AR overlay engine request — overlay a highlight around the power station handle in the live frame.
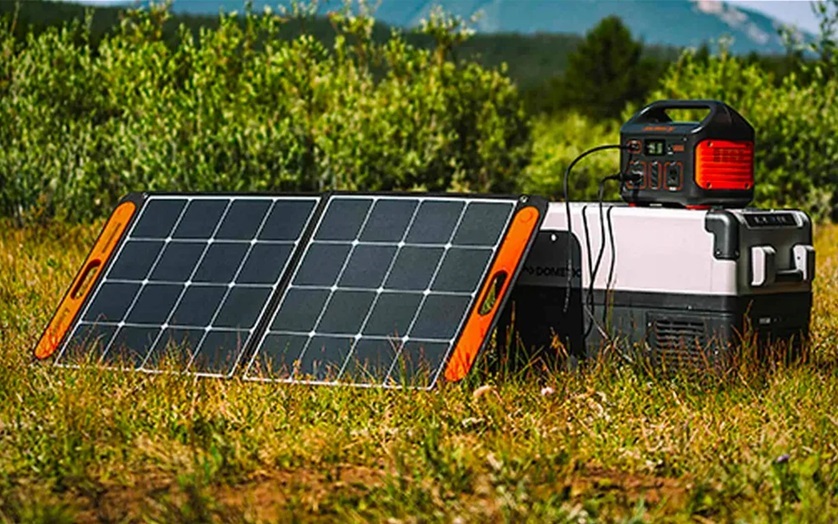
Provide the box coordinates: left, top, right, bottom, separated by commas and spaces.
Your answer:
629, 100, 725, 125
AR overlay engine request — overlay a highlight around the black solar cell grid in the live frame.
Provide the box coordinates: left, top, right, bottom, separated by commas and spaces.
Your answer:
245, 194, 517, 388
56, 195, 320, 377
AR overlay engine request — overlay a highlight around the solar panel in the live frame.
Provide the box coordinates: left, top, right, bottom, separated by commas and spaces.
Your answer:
40, 194, 321, 377
35, 192, 544, 388
245, 194, 544, 388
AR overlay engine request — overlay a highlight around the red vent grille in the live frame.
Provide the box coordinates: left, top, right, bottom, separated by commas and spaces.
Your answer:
695, 139, 754, 191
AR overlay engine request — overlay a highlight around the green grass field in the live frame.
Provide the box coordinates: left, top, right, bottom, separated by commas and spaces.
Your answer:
1, 221, 837, 523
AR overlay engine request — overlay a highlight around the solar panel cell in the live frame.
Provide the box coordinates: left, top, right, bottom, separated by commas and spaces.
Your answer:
431, 248, 493, 292
215, 199, 272, 240
452, 201, 513, 246
404, 200, 464, 244
147, 327, 203, 368
65, 323, 116, 363
390, 340, 449, 387
299, 336, 353, 380
104, 326, 160, 367
293, 243, 352, 286
258, 200, 317, 241
236, 244, 294, 284
126, 283, 182, 324
150, 242, 205, 282
269, 288, 331, 332
314, 198, 372, 241
341, 338, 399, 382
170, 285, 227, 326
131, 199, 185, 238
256, 333, 308, 377
408, 294, 473, 340
338, 245, 397, 288
385, 246, 444, 290
172, 199, 228, 239
193, 329, 248, 374
192, 242, 249, 283
82, 282, 139, 322
213, 287, 272, 329
361, 292, 422, 337
316, 290, 377, 334
107, 240, 164, 280
359, 199, 418, 242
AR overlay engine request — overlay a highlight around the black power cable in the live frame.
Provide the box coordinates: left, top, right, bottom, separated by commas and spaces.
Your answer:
580, 177, 613, 338
561, 144, 626, 315
562, 145, 640, 315
567, 146, 640, 345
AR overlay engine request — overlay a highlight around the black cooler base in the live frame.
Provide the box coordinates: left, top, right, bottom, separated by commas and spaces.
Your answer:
498, 288, 812, 369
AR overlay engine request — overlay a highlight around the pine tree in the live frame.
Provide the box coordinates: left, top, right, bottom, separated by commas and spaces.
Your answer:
558, 16, 646, 120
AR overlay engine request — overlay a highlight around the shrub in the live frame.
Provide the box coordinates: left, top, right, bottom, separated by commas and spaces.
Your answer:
521, 113, 622, 202
0, 5, 530, 223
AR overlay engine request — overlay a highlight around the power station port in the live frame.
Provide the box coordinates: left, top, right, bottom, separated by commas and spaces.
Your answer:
628, 161, 645, 189
666, 164, 681, 189
650, 161, 660, 189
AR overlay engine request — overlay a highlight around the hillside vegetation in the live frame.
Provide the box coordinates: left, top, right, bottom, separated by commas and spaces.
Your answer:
0, 0, 591, 89
2, 1, 837, 222
1, 5, 533, 222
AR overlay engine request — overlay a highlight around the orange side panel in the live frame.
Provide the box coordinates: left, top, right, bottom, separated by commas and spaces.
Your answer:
34, 201, 137, 360
695, 139, 754, 190
443, 205, 540, 382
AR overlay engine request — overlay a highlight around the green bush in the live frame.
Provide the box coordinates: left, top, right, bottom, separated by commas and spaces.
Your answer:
521, 113, 622, 202
0, 5, 529, 223
649, 48, 838, 221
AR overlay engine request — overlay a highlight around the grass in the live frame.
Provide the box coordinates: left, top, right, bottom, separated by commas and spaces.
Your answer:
1, 220, 837, 522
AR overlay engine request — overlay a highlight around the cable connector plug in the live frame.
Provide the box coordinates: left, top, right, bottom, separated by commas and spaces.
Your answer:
619, 171, 643, 184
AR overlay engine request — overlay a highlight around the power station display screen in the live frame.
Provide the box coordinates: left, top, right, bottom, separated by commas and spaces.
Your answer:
644, 139, 666, 156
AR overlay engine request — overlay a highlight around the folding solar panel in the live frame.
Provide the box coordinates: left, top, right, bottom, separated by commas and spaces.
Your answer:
35, 193, 321, 377
245, 194, 545, 388
35, 192, 545, 388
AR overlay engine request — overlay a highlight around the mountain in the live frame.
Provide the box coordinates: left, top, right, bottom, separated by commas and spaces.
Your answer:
153, 0, 811, 54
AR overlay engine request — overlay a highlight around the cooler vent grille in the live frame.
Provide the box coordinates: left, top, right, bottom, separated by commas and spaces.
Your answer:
651, 317, 708, 365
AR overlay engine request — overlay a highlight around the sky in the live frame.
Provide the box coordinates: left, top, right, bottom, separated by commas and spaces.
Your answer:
729, 0, 822, 32
61, 0, 827, 34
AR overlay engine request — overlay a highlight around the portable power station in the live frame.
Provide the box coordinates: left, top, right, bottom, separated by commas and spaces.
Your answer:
621, 100, 755, 209
498, 99, 814, 367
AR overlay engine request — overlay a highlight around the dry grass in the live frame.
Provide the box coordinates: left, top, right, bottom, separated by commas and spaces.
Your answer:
1, 221, 837, 522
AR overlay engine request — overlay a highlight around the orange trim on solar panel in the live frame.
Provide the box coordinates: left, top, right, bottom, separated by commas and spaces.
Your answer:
34, 201, 137, 360
443, 205, 540, 382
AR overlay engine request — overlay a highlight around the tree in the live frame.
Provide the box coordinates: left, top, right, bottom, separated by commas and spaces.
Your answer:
556, 16, 649, 120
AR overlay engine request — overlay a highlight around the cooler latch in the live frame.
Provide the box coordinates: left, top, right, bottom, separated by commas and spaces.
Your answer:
792, 244, 815, 282
751, 244, 815, 287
